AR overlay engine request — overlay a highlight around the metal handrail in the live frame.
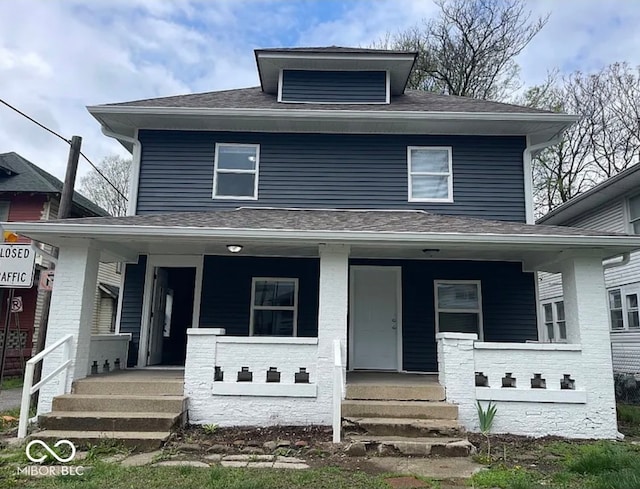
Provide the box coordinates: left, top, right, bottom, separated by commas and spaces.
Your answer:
18, 334, 73, 438
332, 338, 343, 443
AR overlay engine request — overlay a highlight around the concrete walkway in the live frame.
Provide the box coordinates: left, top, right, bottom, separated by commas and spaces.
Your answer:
0, 388, 21, 412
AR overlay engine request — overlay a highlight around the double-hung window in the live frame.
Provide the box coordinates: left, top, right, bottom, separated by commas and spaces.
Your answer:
608, 287, 640, 330
250, 278, 298, 336
434, 281, 482, 337
407, 147, 453, 202
213, 143, 259, 199
542, 300, 567, 342
628, 194, 640, 234
0, 201, 10, 221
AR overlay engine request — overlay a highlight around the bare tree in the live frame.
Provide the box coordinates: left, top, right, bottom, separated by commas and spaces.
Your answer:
375, 0, 548, 100
523, 64, 640, 216
79, 155, 130, 216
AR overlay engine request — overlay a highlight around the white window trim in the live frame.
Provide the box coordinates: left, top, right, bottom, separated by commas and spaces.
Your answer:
627, 194, 640, 234
407, 146, 454, 203
434, 280, 483, 339
608, 286, 640, 331
541, 300, 567, 342
277, 68, 390, 105
212, 143, 260, 200
249, 277, 299, 336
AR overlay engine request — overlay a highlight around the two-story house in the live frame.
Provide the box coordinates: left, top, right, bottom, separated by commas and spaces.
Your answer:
9, 47, 640, 446
538, 164, 640, 375
0, 152, 123, 377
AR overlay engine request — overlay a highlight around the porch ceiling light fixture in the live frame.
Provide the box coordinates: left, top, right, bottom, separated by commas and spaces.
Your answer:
226, 244, 243, 253
422, 248, 440, 253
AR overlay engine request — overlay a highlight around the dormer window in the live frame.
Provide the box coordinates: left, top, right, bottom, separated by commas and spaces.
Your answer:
278, 70, 389, 104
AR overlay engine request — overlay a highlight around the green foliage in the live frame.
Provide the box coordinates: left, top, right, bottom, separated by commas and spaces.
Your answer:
477, 401, 498, 435
469, 466, 535, 489
1, 376, 23, 390
202, 423, 218, 435
565, 442, 638, 474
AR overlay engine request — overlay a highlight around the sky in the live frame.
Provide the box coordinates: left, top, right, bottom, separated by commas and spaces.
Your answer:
1, 0, 640, 185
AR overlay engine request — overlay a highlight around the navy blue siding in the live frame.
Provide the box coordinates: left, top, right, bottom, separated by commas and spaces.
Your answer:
281, 70, 387, 103
199, 256, 320, 337
137, 131, 527, 221
119, 255, 146, 367
351, 259, 538, 372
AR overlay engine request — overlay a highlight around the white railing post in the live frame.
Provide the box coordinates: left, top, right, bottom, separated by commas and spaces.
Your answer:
332, 338, 343, 443
18, 334, 74, 439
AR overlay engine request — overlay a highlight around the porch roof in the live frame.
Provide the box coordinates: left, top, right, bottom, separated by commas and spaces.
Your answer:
5, 208, 640, 267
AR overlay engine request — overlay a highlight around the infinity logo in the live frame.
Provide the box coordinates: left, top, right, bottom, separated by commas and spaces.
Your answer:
25, 439, 76, 463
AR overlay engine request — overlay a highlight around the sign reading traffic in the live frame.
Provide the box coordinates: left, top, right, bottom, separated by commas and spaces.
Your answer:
0, 244, 36, 288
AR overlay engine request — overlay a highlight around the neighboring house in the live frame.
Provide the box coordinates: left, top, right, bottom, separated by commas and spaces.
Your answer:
0, 152, 121, 376
9, 47, 640, 443
537, 164, 640, 375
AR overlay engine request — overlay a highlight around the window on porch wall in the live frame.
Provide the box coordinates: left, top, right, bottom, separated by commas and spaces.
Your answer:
435, 281, 482, 337
608, 288, 640, 330
250, 278, 298, 336
542, 300, 567, 342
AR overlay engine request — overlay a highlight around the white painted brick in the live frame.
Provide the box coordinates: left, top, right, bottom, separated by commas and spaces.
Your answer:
184, 245, 349, 427
37, 243, 100, 414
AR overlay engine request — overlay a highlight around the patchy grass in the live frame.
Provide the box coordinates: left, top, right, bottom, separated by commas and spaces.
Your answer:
1, 464, 397, 489
617, 403, 640, 437
469, 465, 536, 489
0, 407, 20, 432
0, 377, 23, 390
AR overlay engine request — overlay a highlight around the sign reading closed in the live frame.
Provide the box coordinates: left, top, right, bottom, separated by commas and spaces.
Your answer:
0, 244, 36, 288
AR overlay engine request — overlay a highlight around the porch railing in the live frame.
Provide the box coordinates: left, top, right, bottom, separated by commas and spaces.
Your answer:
332, 338, 343, 443
18, 334, 73, 439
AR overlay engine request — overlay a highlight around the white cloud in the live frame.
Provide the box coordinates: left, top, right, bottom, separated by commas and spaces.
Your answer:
0, 0, 639, 188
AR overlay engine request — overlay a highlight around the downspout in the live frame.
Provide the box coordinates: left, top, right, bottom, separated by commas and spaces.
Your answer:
523, 135, 563, 224
100, 127, 141, 216
603, 252, 631, 270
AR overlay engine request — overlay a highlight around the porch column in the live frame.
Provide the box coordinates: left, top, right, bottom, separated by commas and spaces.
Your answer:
317, 244, 349, 402
38, 241, 100, 414
558, 253, 618, 437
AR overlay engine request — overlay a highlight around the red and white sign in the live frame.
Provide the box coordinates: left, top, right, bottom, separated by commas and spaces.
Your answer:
39, 270, 55, 292
10, 296, 23, 313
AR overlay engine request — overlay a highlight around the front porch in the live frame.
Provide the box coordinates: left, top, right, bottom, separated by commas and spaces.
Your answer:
12, 208, 634, 440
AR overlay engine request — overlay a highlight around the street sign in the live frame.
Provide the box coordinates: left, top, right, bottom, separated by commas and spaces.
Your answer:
10, 296, 22, 313
39, 270, 54, 291
0, 244, 36, 288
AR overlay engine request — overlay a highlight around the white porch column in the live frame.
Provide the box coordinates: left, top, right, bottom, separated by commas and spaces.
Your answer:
38, 241, 100, 414
559, 253, 618, 437
317, 244, 350, 408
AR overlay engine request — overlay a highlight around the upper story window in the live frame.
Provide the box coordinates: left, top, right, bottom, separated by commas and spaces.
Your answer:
250, 277, 298, 336
435, 280, 483, 337
213, 143, 259, 200
628, 194, 640, 234
542, 300, 567, 342
0, 201, 9, 221
408, 147, 453, 202
279, 70, 389, 104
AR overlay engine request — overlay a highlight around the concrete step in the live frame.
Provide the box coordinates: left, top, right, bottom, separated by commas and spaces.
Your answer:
39, 411, 186, 433
348, 435, 476, 457
73, 379, 183, 396
32, 430, 170, 451
52, 394, 187, 413
343, 416, 464, 437
341, 400, 458, 420
346, 383, 445, 401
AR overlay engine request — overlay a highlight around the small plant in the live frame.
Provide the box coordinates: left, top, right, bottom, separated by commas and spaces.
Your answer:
477, 400, 498, 461
203, 423, 218, 435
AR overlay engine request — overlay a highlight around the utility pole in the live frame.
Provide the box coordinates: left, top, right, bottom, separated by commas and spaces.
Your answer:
32, 136, 82, 397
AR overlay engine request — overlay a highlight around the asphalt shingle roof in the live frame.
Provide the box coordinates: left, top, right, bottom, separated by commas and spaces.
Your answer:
102, 87, 555, 115
45, 208, 629, 238
0, 152, 109, 217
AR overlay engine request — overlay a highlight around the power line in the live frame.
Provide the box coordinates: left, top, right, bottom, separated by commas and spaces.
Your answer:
0, 97, 128, 202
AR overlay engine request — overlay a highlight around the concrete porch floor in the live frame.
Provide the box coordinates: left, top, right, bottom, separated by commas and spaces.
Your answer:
347, 371, 439, 385
82, 368, 185, 382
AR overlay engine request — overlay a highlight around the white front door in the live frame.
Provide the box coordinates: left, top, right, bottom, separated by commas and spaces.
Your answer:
147, 268, 169, 366
351, 266, 401, 370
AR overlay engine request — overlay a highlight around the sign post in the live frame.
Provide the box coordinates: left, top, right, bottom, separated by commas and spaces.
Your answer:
0, 244, 36, 389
